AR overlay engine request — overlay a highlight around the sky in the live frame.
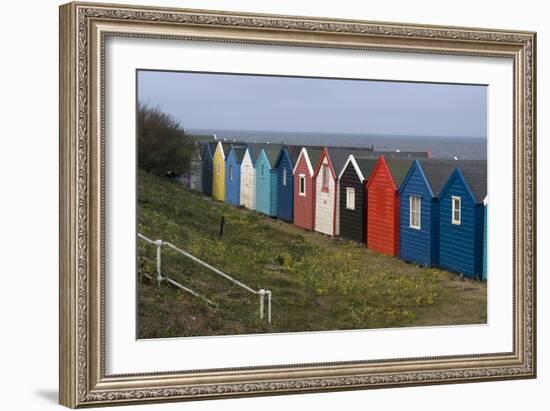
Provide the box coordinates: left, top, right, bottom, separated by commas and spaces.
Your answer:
137, 70, 487, 139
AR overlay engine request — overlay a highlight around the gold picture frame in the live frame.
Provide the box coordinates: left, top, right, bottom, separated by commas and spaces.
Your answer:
59, 2, 536, 408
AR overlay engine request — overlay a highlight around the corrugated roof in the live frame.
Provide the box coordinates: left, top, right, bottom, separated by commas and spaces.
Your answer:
384, 158, 416, 187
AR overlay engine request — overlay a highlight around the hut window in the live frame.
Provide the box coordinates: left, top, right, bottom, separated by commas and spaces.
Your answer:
229, 165, 233, 181
346, 188, 355, 210
283, 168, 287, 186
299, 174, 306, 196
452, 196, 461, 225
216, 162, 221, 175
260, 165, 265, 177
322, 164, 329, 191
409, 196, 421, 229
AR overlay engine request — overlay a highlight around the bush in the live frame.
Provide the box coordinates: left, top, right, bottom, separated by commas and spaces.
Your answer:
137, 102, 196, 176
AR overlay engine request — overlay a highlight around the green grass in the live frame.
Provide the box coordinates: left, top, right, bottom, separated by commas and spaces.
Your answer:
137, 170, 486, 338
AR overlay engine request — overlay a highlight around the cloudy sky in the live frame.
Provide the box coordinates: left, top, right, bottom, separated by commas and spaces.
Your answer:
137, 70, 487, 138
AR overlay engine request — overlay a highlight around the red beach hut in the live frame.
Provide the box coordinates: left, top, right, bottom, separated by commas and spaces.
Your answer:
366, 156, 414, 256
293, 147, 323, 231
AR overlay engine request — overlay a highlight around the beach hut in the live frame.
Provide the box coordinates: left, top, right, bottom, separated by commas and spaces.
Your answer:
483, 196, 488, 281
337, 155, 378, 243
254, 146, 281, 217
438, 162, 487, 279
313, 147, 374, 236
398, 159, 460, 266
201, 142, 215, 196
240, 145, 258, 210
274, 146, 302, 222
366, 157, 414, 256
225, 147, 246, 206
212, 142, 232, 202
292, 147, 323, 231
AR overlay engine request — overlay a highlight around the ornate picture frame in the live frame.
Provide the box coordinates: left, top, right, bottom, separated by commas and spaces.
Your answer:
59, 2, 536, 408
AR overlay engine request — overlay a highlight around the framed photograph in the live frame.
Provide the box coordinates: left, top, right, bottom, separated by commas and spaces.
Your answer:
59, 2, 537, 408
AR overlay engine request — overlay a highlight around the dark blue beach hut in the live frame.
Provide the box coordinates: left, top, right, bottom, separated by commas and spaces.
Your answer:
225, 146, 246, 206
201, 142, 216, 196
398, 159, 461, 267
274, 146, 302, 222
438, 161, 487, 279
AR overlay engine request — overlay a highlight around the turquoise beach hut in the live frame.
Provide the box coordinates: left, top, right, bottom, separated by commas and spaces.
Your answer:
254, 146, 281, 217
483, 196, 488, 281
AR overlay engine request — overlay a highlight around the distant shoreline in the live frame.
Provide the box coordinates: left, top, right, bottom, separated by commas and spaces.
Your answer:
186, 129, 487, 160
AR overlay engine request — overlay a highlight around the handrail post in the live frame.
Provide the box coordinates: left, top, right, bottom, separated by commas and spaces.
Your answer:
266, 290, 272, 324
155, 239, 163, 286
259, 289, 265, 320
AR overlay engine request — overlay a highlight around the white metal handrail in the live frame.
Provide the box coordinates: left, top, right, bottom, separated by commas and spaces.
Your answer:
138, 233, 272, 323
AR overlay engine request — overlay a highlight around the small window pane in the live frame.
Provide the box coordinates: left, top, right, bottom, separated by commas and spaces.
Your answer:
283, 168, 287, 186
346, 188, 355, 210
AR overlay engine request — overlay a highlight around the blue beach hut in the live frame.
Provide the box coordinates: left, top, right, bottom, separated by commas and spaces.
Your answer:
398, 159, 460, 267
274, 146, 302, 222
225, 146, 246, 206
201, 142, 215, 196
438, 162, 487, 279
254, 146, 281, 217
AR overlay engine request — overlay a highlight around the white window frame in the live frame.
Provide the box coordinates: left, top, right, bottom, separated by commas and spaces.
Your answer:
229, 165, 233, 181
452, 196, 461, 225
299, 174, 306, 196
346, 187, 355, 210
282, 168, 287, 186
409, 196, 421, 229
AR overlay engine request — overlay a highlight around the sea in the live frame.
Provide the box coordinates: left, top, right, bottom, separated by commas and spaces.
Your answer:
187, 129, 487, 160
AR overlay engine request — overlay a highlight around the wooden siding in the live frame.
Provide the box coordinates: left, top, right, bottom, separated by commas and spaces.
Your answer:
201, 149, 213, 196
367, 158, 400, 255
225, 151, 241, 206
399, 164, 437, 266
438, 171, 484, 279
293, 155, 315, 230
314, 155, 337, 236
339, 162, 366, 243
212, 144, 226, 202
240, 150, 255, 210
255, 152, 278, 216
276, 150, 294, 222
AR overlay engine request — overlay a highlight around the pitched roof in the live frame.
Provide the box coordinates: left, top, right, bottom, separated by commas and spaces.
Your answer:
305, 148, 323, 170
325, 147, 378, 175
416, 159, 463, 197
354, 158, 379, 181
265, 146, 283, 166
384, 158, 416, 187
457, 161, 487, 203
229, 147, 247, 163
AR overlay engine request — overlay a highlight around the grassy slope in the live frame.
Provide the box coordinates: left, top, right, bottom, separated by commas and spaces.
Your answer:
137, 170, 486, 338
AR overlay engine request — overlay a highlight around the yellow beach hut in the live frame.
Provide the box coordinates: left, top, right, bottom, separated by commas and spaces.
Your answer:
212, 142, 229, 201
